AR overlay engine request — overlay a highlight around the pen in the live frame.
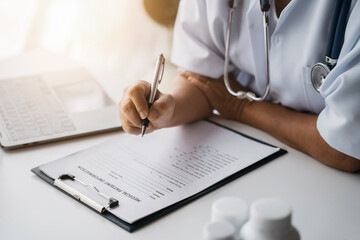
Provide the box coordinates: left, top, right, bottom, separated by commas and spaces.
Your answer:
141, 54, 165, 137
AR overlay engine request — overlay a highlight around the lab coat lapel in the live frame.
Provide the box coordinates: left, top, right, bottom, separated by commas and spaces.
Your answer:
246, 0, 267, 95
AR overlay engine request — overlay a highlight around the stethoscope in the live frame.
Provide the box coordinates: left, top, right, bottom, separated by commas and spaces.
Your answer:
311, 0, 351, 92
224, 0, 351, 101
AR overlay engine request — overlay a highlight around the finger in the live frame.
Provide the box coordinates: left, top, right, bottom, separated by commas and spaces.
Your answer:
120, 98, 142, 127
121, 118, 141, 128
145, 90, 162, 123
142, 122, 158, 135
121, 123, 142, 135
187, 76, 210, 88
180, 71, 205, 81
121, 114, 157, 135
188, 76, 217, 100
179, 69, 208, 82
127, 81, 151, 119
177, 68, 187, 75
152, 89, 162, 102
147, 107, 160, 122
147, 94, 173, 125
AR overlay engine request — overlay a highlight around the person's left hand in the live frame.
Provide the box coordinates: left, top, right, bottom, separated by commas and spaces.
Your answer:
179, 69, 252, 121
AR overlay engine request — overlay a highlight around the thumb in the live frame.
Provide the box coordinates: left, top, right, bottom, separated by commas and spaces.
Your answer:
147, 93, 175, 126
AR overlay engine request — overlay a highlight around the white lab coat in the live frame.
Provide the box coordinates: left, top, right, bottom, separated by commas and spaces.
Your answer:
171, 0, 360, 159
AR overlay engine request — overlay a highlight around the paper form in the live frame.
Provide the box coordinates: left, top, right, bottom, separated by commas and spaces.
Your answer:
39, 120, 279, 223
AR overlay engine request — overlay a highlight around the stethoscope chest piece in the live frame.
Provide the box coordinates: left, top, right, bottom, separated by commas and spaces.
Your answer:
310, 0, 351, 93
311, 63, 330, 92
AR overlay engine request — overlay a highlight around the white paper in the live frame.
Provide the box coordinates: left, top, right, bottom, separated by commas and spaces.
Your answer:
39, 120, 280, 223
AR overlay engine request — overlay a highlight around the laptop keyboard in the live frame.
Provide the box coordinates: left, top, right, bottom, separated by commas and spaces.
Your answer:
0, 76, 76, 142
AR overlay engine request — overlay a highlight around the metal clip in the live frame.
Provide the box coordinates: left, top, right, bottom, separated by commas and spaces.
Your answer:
55, 173, 119, 213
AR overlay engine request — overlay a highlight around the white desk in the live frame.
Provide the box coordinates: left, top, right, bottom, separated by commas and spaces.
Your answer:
1, 52, 360, 240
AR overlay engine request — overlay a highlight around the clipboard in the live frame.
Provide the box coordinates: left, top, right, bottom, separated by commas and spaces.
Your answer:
31, 120, 287, 232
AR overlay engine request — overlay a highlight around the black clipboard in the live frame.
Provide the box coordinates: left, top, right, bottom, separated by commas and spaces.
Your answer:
31, 120, 287, 232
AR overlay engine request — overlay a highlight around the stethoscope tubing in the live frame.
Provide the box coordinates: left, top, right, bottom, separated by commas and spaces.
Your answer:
225, 0, 351, 98
311, 0, 351, 92
224, 2, 271, 101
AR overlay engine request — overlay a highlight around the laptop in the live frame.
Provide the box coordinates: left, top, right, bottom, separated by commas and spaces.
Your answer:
0, 68, 122, 149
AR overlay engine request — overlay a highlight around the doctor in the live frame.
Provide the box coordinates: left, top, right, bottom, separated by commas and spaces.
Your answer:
119, 0, 360, 172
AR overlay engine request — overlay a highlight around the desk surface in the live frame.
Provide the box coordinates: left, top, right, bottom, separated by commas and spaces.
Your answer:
1, 51, 360, 240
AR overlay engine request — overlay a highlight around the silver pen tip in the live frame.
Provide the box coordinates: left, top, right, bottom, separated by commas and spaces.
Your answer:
141, 125, 146, 137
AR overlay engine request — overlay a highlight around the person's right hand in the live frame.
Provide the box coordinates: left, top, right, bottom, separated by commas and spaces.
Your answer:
119, 80, 176, 135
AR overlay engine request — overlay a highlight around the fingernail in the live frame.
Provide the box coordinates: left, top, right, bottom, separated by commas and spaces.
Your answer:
139, 111, 147, 119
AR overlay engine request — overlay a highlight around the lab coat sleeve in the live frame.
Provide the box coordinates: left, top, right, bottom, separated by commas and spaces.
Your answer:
317, 16, 360, 160
170, 0, 225, 78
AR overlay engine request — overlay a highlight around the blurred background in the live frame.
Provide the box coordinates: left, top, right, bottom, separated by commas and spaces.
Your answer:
0, 0, 179, 96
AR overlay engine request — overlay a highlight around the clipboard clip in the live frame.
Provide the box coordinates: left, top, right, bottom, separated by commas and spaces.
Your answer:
54, 173, 119, 213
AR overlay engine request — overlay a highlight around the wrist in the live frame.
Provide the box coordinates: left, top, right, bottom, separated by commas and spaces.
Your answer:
236, 99, 255, 123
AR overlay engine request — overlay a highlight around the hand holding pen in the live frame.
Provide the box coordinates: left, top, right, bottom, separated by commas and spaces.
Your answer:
141, 54, 165, 136
119, 53, 176, 136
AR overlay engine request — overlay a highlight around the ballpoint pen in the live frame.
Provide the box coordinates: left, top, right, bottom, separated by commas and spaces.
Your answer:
141, 54, 165, 137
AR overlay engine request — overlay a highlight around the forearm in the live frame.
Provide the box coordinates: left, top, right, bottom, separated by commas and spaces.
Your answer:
167, 74, 212, 126
240, 101, 360, 172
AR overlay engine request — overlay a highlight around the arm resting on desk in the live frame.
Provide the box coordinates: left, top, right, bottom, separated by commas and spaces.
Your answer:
180, 71, 360, 173
240, 101, 360, 173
